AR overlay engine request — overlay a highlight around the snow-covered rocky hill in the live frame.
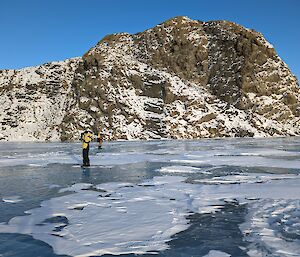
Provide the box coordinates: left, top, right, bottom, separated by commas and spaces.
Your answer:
0, 16, 299, 141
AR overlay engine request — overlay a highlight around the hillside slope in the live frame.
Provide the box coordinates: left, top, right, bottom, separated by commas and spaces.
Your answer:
0, 17, 299, 141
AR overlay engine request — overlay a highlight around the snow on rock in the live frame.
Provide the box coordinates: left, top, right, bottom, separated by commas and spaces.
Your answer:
0, 58, 81, 141
1, 16, 299, 141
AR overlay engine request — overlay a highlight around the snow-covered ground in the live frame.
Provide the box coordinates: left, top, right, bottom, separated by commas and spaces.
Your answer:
0, 137, 299, 257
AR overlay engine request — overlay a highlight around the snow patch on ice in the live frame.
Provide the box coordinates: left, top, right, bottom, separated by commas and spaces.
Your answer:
2, 196, 23, 203
195, 173, 299, 185
0, 174, 300, 256
203, 250, 231, 257
59, 183, 93, 193
172, 150, 300, 169
241, 199, 300, 256
0, 177, 190, 256
159, 165, 212, 174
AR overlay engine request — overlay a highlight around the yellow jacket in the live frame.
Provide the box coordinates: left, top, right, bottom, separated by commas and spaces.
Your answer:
82, 132, 93, 149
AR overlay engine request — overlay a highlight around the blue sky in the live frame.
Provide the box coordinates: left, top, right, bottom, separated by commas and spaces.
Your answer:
1, 0, 299, 80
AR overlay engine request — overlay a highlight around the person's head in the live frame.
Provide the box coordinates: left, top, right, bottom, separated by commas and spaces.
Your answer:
83, 126, 92, 133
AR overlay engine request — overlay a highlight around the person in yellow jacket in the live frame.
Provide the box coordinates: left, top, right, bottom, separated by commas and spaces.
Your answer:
81, 130, 93, 167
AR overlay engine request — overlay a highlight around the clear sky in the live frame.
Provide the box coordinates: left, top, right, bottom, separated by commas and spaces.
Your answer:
0, 0, 299, 80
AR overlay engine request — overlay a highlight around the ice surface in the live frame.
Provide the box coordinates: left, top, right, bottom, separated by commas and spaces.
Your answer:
171, 151, 300, 169
0, 174, 300, 256
0, 176, 191, 256
0, 138, 299, 256
0, 139, 299, 170
240, 199, 300, 256
195, 173, 299, 185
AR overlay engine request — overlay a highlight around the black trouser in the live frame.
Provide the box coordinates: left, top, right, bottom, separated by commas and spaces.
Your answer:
82, 146, 90, 166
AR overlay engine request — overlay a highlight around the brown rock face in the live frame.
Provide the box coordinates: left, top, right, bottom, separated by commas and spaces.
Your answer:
0, 16, 299, 141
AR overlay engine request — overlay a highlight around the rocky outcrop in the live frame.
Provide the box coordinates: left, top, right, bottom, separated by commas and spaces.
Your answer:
0, 58, 80, 141
0, 16, 299, 141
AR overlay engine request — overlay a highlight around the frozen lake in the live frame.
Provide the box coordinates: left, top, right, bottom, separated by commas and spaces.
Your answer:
0, 137, 299, 257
